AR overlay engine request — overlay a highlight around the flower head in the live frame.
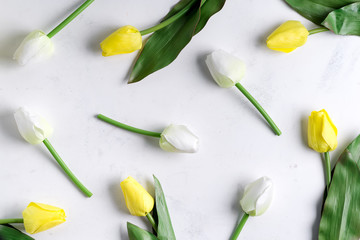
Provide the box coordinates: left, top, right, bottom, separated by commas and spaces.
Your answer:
308, 109, 337, 153
266, 20, 309, 53
22, 202, 66, 234
13, 30, 54, 65
240, 177, 274, 216
159, 124, 199, 153
100, 25, 142, 56
14, 107, 53, 145
205, 50, 246, 88
121, 176, 154, 216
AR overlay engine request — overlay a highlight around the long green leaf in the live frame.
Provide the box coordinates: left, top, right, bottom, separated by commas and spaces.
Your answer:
154, 175, 176, 240
129, 0, 226, 83
323, 2, 360, 35
127, 222, 158, 240
0, 224, 34, 240
318, 135, 360, 240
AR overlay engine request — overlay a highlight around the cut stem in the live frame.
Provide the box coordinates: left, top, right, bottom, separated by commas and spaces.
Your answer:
146, 213, 158, 233
97, 114, 162, 138
0, 218, 24, 224
235, 82, 281, 136
140, 0, 206, 35
47, 0, 95, 38
230, 213, 249, 240
323, 151, 331, 193
308, 27, 329, 35
43, 139, 93, 197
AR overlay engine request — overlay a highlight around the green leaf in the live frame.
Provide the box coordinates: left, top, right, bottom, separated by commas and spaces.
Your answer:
285, 0, 335, 25
129, 0, 226, 83
0, 224, 34, 240
153, 175, 176, 240
318, 135, 360, 240
127, 222, 158, 240
322, 2, 360, 35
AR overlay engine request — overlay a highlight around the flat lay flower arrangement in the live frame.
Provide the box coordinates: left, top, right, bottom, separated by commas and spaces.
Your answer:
2, 0, 360, 239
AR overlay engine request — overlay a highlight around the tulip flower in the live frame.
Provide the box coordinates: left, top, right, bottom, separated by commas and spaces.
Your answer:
266, 20, 329, 53
121, 177, 157, 232
0, 202, 66, 234
13, 0, 94, 65
100, 26, 142, 56
308, 109, 337, 192
206, 50, 281, 136
97, 114, 199, 153
14, 107, 92, 197
230, 177, 274, 240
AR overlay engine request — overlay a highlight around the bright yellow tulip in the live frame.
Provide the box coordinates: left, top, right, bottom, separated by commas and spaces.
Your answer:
266, 20, 309, 53
120, 176, 154, 216
100, 25, 142, 56
22, 202, 66, 234
308, 109, 338, 153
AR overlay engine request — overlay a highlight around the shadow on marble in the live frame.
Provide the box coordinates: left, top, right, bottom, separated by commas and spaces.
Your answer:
0, 110, 23, 142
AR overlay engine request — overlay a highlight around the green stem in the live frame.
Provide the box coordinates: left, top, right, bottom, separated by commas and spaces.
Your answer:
0, 218, 24, 224
324, 152, 331, 193
140, 0, 206, 35
146, 213, 158, 233
42, 139, 93, 197
308, 27, 329, 35
47, 0, 94, 38
235, 82, 282, 136
230, 213, 249, 240
97, 114, 162, 138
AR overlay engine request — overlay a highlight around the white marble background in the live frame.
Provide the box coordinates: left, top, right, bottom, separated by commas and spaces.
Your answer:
1, 0, 360, 239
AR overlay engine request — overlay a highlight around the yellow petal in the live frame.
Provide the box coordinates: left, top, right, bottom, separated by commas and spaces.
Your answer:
100, 25, 142, 56
22, 202, 66, 234
267, 20, 309, 53
120, 177, 154, 216
308, 109, 337, 152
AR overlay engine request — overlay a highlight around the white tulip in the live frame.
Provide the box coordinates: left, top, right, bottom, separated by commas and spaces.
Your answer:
159, 124, 199, 153
240, 176, 274, 216
14, 107, 53, 144
13, 30, 54, 65
205, 50, 246, 88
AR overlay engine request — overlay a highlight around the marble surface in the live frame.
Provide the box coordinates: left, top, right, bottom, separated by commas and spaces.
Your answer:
1, 0, 360, 239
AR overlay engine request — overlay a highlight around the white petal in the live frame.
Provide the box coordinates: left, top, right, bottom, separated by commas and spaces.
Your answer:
240, 176, 274, 216
13, 30, 54, 65
205, 50, 246, 88
159, 124, 199, 153
14, 107, 53, 144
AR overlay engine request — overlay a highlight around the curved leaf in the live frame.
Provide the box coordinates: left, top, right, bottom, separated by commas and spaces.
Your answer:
323, 2, 360, 35
127, 222, 158, 240
154, 175, 176, 240
285, 0, 360, 25
318, 135, 360, 240
0, 224, 34, 240
129, 0, 226, 83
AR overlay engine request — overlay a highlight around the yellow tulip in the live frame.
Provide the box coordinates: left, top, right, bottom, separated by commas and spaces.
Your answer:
22, 202, 66, 234
266, 20, 309, 53
120, 176, 154, 216
100, 25, 142, 56
308, 109, 338, 153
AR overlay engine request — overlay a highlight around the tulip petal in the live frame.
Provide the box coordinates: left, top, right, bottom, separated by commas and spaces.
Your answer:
159, 124, 199, 153
22, 202, 66, 234
14, 107, 53, 145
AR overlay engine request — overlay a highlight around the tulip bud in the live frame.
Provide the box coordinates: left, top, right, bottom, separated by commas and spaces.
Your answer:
121, 176, 154, 216
205, 50, 246, 88
266, 20, 309, 53
22, 202, 66, 234
159, 124, 199, 153
14, 107, 53, 145
308, 109, 337, 153
100, 25, 142, 56
13, 30, 54, 65
240, 177, 274, 216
